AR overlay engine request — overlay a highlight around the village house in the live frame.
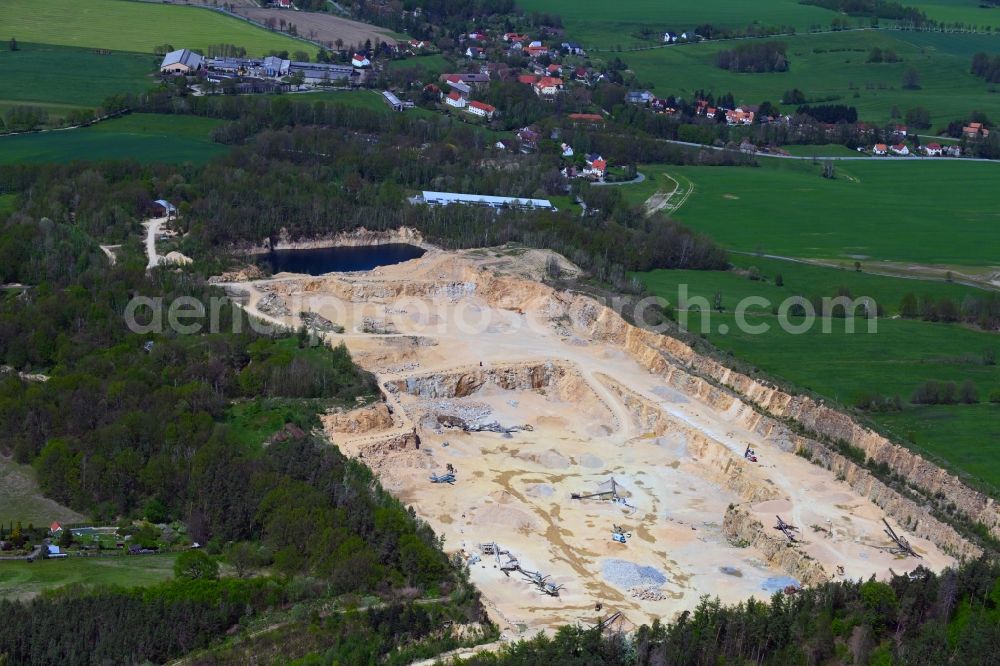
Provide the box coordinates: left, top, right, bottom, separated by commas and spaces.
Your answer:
518, 74, 539, 86
923, 143, 943, 156
445, 91, 467, 109
663, 31, 678, 44
151, 199, 178, 218
963, 122, 990, 139
524, 44, 550, 58
443, 75, 472, 97
561, 143, 574, 157
468, 31, 488, 41
467, 100, 496, 120
725, 108, 754, 125
465, 47, 485, 59
583, 158, 607, 179
945, 144, 962, 157
460, 72, 491, 87
873, 143, 888, 156
890, 143, 909, 156
159, 49, 203, 74
504, 32, 529, 43
351, 53, 371, 68
533, 76, 563, 97
561, 41, 585, 55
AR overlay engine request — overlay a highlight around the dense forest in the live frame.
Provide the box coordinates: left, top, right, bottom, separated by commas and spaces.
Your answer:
5, 91, 729, 283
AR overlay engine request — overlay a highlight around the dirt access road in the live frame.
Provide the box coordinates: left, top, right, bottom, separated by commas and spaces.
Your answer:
220, 245, 959, 637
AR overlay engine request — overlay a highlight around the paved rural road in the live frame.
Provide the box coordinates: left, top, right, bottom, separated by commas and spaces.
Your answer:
660, 138, 1000, 162
591, 172, 645, 186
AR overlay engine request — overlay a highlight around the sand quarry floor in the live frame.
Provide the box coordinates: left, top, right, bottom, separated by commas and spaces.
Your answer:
221, 247, 955, 635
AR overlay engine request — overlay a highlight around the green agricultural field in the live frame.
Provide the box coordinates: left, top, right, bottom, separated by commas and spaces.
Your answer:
625, 30, 1000, 124
517, 0, 838, 48
0, 553, 178, 600
0, 43, 156, 118
779, 144, 864, 157
909, 0, 1000, 28
385, 53, 453, 78
5, 0, 307, 56
635, 269, 1000, 488
639, 257, 987, 318
0, 113, 227, 165
629, 159, 1000, 267
0, 456, 85, 527
878, 404, 1000, 488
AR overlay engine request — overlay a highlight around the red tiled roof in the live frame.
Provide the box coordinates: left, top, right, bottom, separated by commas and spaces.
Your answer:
535, 76, 562, 88
469, 100, 496, 113
569, 113, 603, 122
591, 159, 607, 170
447, 91, 463, 101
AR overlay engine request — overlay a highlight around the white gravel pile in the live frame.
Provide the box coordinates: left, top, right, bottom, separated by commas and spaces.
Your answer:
602, 559, 667, 589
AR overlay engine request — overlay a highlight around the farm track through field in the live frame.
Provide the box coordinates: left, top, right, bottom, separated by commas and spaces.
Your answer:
643, 171, 692, 216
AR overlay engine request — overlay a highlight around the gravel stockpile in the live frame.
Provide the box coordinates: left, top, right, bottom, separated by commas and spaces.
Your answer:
602, 559, 667, 589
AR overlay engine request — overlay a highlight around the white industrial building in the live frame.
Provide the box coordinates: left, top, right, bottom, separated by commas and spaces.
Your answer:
416, 191, 555, 210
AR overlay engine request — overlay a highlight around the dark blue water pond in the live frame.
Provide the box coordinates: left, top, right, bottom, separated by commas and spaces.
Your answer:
266, 244, 425, 275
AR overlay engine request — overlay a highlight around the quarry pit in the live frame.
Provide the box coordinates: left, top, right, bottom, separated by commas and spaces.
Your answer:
221, 244, 970, 635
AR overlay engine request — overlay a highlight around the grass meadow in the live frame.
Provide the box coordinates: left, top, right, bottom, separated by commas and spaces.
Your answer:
779, 144, 864, 157
632, 155, 1000, 491
517, 0, 838, 48
0, 456, 85, 528
624, 30, 1000, 124
6, 0, 307, 55
910, 0, 1000, 27
518, 0, 1000, 48
0, 554, 178, 600
0, 43, 157, 120
385, 53, 453, 78
628, 159, 1000, 266
0, 113, 227, 165
636, 268, 1000, 489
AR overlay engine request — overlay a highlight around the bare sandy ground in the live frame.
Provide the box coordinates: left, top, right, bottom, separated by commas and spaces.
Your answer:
219, 247, 956, 636
232, 8, 398, 48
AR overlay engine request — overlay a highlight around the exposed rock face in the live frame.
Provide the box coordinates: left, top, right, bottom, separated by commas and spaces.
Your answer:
242, 226, 431, 254
723, 505, 828, 586
389, 362, 563, 399
688, 436, 781, 504
356, 430, 420, 459
551, 292, 997, 547
597, 374, 671, 437
323, 403, 395, 434
258, 248, 993, 556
